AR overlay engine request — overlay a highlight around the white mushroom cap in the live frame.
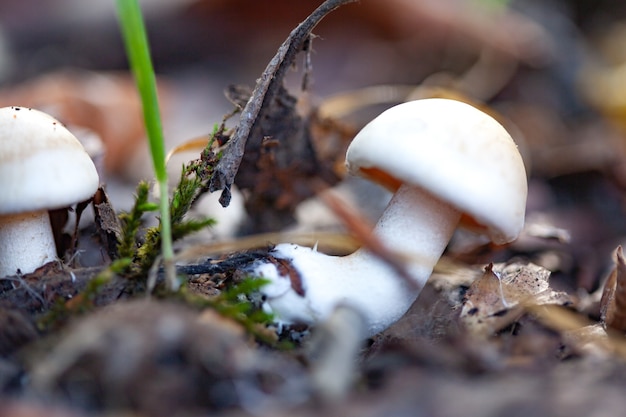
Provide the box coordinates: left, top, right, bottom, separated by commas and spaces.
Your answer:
0, 106, 100, 214
345, 98, 527, 244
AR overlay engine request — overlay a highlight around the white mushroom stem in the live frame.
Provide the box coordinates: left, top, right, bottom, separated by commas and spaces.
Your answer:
0, 211, 57, 277
253, 184, 462, 336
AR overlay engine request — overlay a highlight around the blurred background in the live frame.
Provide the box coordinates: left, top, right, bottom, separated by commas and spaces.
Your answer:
2, 0, 626, 291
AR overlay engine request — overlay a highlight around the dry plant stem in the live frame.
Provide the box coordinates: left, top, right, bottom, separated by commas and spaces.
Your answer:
318, 186, 420, 289
209, 0, 358, 206
0, 211, 57, 276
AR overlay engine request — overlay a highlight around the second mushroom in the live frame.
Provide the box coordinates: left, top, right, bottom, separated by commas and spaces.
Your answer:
251, 98, 528, 337
0, 107, 99, 278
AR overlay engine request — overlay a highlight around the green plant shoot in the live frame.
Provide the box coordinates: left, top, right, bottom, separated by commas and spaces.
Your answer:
115, 0, 177, 290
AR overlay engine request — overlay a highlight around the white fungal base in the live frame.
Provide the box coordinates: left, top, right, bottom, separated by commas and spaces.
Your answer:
252, 185, 461, 337
0, 210, 57, 277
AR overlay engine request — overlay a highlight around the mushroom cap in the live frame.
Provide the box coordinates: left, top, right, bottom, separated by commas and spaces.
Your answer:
345, 98, 527, 244
0, 107, 99, 214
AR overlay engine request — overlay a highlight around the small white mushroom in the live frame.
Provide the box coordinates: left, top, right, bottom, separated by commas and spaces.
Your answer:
0, 107, 100, 277
250, 98, 528, 337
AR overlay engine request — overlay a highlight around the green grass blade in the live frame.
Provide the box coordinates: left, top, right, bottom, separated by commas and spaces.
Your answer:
115, 0, 177, 290
115, 0, 166, 181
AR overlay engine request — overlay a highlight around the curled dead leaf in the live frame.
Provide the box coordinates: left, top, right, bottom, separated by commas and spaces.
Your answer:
460, 262, 571, 337
92, 187, 122, 261
600, 246, 626, 332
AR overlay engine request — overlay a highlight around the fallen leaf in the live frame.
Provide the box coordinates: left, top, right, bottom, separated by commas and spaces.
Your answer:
561, 323, 612, 358
460, 262, 571, 337
600, 245, 626, 332
92, 187, 122, 261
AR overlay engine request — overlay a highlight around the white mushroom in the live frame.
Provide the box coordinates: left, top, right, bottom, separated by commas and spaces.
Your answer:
250, 98, 528, 337
0, 107, 100, 277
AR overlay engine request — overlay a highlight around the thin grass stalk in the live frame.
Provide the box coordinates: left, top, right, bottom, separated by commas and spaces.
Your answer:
115, 0, 177, 290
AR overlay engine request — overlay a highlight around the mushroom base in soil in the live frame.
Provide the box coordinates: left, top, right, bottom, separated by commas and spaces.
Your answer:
250, 98, 528, 337
0, 211, 58, 277
252, 185, 461, 336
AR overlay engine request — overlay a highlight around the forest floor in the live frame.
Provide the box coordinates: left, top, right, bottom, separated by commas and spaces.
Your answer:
3, 1, 626, 416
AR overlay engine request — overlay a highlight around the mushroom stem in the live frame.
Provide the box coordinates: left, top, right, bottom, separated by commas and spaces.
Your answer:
0, 211, 57, 277
361, 184, 461, 281
255, 184, 461, 336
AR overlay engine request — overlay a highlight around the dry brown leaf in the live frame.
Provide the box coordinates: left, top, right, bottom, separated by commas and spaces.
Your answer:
524, 304, 626, 359
600, 246, 626, 331
562, 325, 626, 361
92, 187, 122, 262
460, 262, 571, 337
561, 323, 613, 358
